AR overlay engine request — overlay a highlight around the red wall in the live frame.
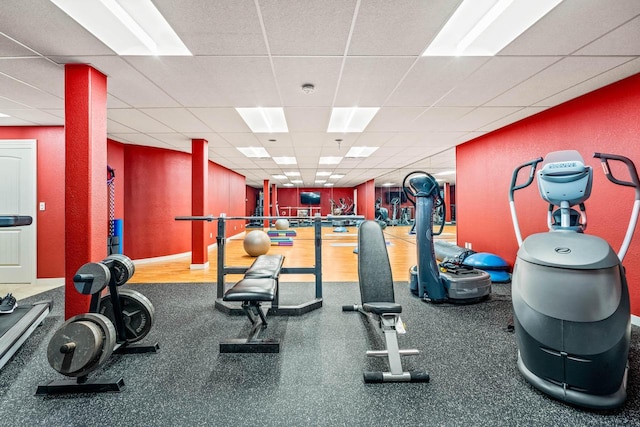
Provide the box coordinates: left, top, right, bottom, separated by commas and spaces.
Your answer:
355, 180, 375, 219
276, 187, 355, 216
107, 140, 125, 219
456, 72, 640, 314
119, 143, 247, 260
0, 127, 65, 278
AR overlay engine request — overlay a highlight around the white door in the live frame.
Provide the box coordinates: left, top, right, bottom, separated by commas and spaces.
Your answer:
0, 140, 36, 284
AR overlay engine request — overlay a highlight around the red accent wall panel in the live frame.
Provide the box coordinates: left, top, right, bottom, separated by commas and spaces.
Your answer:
191, 139, 208, 265
0, 127, 65, 278
124, 145, 192, 259
355, 180, 375, 219
456, 73, 640, 314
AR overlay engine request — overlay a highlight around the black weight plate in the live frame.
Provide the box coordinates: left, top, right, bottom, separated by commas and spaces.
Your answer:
80, 313, 117, 375
47, 313, 117, 377
73, 262, 111, 295
103, 254, 135, 286
47, 319, 103, 376
99, 289, 154, 343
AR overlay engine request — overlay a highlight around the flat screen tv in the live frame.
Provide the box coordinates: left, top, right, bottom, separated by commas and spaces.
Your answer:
300, 191, 321, 205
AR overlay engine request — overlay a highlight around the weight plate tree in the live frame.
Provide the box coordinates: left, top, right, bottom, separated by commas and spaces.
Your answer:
98, 289, 155, 343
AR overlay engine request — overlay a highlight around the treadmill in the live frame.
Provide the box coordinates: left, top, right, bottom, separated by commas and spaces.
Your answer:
0, 215, 52, 370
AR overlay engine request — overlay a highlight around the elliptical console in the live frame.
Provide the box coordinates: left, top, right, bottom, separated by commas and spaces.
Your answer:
403, 171, 491, 303
509, 150, 640, 409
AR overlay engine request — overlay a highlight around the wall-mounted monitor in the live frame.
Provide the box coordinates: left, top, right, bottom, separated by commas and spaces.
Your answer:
300, 191, 321, 205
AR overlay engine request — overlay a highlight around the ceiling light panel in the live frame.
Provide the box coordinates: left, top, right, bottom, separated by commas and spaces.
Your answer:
236, 107, 289, 133
272, 175, 287, 179
423, 0, 563, 56
319, 157, 343, 165
273, 157, 297, 165
316, 171, 332, 176
50, 0, 191, 56
345, 146, 379, 158
329, 174, 345, 179
237, 146, 270, 158
327, 107, 380, 132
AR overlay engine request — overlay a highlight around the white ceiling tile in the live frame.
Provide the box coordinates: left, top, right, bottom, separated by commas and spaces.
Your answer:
500, 0, 640, 55
285, 107, 331, 132
336, 57, 416, 106
349, 0, 462, 56
154, 0, 266, 55
260, 0, 357, 55
576, 16, 640, 55
439, 57, 561, 107
273, 58, 342, 107
108, 109, 174, 133
139, 108, 211, 133
1, 108, 63, 125
0, 58, 64, 97
488, 56, 634, 107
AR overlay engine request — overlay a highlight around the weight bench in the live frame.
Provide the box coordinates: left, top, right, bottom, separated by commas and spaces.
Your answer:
220, 254, 284, 353
343, 221, 429, 383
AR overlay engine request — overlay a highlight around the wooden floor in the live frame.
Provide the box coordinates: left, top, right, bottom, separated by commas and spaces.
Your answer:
129, 224, 457, 284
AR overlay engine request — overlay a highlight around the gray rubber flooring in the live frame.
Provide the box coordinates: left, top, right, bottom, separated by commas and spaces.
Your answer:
1, 281, 639, 426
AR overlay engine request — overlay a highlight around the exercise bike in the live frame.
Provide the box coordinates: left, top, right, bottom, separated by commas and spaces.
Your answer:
509, 150, 639, 409
404, 171, 491, 303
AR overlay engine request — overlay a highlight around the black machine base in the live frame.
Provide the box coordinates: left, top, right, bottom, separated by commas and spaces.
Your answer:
219, 338, 280, 353
215, 298, 322, 317
114, 341, 160, 354
35, 376, 125, 395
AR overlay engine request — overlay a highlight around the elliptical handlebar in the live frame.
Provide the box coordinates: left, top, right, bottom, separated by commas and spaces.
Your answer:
593, 152, 640, 199
593, 152, 640, 261
509, 157, 543, 247
509, 157, 544, 201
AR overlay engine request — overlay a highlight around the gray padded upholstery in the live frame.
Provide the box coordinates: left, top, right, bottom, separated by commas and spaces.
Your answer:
358, 220, 396, 305
223, 278, 277, 302
245, 254, 285, 278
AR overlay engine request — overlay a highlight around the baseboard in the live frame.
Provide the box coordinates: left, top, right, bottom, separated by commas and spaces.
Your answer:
632, 315, 640, 327
36, 277, 64, 287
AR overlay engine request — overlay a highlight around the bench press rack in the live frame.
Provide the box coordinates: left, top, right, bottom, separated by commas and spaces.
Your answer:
176, 215, 363, 317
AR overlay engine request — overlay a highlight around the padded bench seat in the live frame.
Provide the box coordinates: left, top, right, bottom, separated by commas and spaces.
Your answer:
223, 278, 277, 302
363, 302, 402, 315
244, 254, 285, 279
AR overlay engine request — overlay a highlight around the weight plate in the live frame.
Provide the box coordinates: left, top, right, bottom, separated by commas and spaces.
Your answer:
73, 262, 111, 295
80, 313, 117, 375
99, 289, 154, 343
103, 254, 135, 286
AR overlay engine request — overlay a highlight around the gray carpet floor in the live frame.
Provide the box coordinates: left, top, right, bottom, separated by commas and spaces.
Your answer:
1, 281, 639, 426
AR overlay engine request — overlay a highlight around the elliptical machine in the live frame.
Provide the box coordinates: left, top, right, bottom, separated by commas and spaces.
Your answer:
404, 171, 491, 303
509, 150, 639, 409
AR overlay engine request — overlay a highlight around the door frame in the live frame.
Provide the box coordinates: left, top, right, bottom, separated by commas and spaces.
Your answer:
0, 139, 37, 284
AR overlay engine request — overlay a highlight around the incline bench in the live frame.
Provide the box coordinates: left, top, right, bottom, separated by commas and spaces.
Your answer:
220, 254, 285, 353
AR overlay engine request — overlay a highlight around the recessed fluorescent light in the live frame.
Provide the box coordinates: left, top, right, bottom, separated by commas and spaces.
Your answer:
435, 170, 456, 176
273, 157, 297, 165
290, 179, 303, 184
329, 174, 344, 179
0, 112, 10, 118
319, 157, 342, 165
284, 171, 300, 177
381, 182, 395, 187
50, 0, 191, 56
327, 107, 380, 133
324, 183, 334, 187
236, 107, 289, 133
345, 146, 378, 158
272, 175, 287, 179
423, 0, 563, 56
315, 180, 326, 184
237, 147, 270, 158
283, 183, 294, 187
316, 171, 332, 177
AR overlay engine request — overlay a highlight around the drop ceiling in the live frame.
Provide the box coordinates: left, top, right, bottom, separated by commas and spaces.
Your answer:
0, 0, 639, 187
